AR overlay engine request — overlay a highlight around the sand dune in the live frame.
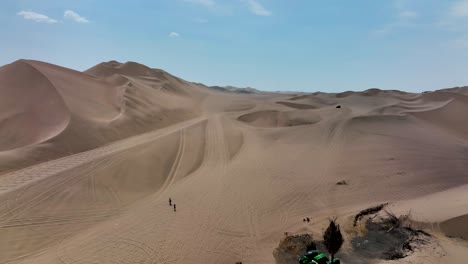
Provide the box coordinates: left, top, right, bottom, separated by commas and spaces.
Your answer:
86, 60, 166, 79
0, 60, 468, 263
0, 60, 70, 151
276, 101, 318, 109
238, 110, 321, 127
437, 86, 468, 95
410, 96, 468, 140
441, 214, 468, 240
0, 60, 207, 174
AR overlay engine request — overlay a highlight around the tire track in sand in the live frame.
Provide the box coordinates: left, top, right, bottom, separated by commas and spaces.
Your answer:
160, 129, 186, 192
0, 117, 206, 264
182, 116, 231, 263
0, 116, 207, 196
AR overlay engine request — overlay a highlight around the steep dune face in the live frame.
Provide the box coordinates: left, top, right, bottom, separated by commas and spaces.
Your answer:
410, 96, 468, 140
26, 60, 121, 121
441, 214, 468, 240
0, 61, 70, 151
0, 60, 208, 173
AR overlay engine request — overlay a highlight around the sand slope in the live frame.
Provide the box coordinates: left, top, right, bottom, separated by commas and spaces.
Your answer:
0, 60, 70, 151
0, 60, 207, 174
0, 60, 468, 263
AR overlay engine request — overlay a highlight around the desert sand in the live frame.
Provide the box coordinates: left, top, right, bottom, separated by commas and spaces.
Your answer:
0, 59, 467, 263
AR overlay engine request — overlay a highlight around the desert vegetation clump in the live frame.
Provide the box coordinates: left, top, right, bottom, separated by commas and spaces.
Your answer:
323, 219, 344, 262
353, 203, 388, 226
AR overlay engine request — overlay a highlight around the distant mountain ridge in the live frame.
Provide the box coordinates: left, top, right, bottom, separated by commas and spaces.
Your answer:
206, 85, 262, 94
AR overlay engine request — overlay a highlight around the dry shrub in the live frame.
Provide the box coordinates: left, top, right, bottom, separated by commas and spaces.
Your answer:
273, 234, 316, 264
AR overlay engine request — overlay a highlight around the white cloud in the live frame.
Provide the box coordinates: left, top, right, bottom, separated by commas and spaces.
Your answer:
244, 0, 272, 16
395, 0, 418, 21
451, 0, 468, 17
454, 36, 468, 47
436, 0, 468, 31
182, 0, 215, 7
373, 0, 418, 36
64, 10, 89, 23
398, 10, 418, 19
169, 32, 180, 38
195, 18, 209, 23
17, 11, 58, 23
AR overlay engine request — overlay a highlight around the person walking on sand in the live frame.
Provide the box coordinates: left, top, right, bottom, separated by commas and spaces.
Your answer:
169, 198, 172, 206
173, 204, 176, 212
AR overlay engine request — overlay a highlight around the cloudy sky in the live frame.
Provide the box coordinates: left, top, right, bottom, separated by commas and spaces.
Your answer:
2, 0, 468, 92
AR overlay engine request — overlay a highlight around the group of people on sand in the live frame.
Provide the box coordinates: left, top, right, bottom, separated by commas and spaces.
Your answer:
303, 217, 310, 223
169, 198, 176, 212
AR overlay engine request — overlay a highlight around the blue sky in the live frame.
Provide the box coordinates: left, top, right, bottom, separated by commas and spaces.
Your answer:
3, 0, 468, 92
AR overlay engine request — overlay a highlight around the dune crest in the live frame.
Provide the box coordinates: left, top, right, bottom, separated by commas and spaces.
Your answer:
85, 60, 167, 79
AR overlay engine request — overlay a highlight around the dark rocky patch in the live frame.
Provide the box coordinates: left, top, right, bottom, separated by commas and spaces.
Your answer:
351, 212, 432, 261
336, 180, 348, 185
